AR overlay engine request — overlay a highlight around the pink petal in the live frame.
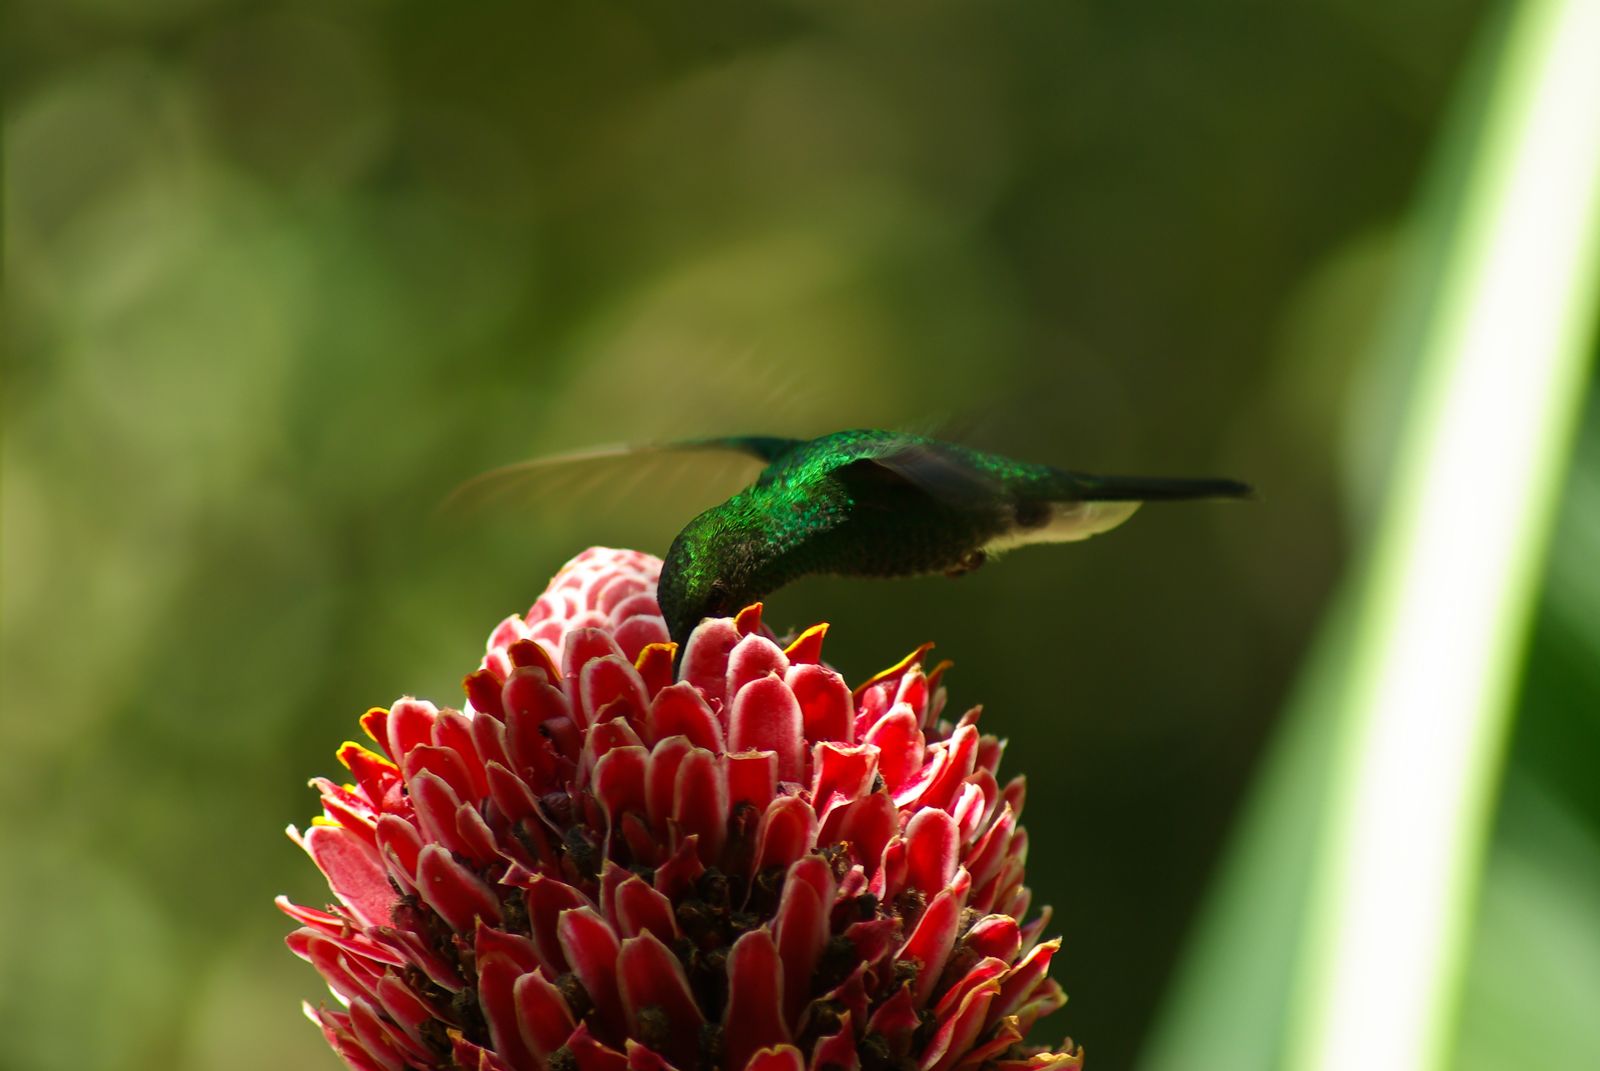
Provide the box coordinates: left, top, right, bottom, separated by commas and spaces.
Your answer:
524, 875, 591, 975
615, 615, 672, 663
809, 1018, 860, 1071
294, 822, 398, 930
893, 667, 930, 727
647, 683, 724, 753
624, 1041, 679, 1071
582, 718, 644, 780
727, 634, 790, 697
433, 710, 491, 799
672, 747, 728, 864
956, 1018, 1024, 1069
580, 655, 651, 734
557, 907, 626, 1037
632, 641, 676, 699
865, 985, 918, 1058
312, 784, 380, 850
416, 844, 501, 932
476, 936, 539, 1069
514, 969, 576, 1059
295, 931, 383, 1006
932, 956, 1008, 1023
754, 796, 817, 872
464, 665, 505, 718
862, 705, 923, 790
949, 780, 990, 844
915, 724, 978, 814
728, 750, 779, 815
966, 805, 1017, 896
904, 809, 959, 898
594, 745, 650, 826
383, 698, 439, 764
484, 760, 539, 823
1013, 977, 1068, 1034
991, 938, 1059, 1028
505, 635, 561, 677
919, 979, 1000, 1071
788, 662, 855, 744
744, 1045, 805, 1071
449, 1032, 516, 1071
597, 575, 651, 616
337, 743, 401, 813
842, 917, 898, 967
729, 676, 804, 783
306, 1004, 389, 1071
772, 862, 828, 1030
609, 589, 661, 621
503, 663, 565, 720
810, 743, 878, 820
408, 770, 472, 859
375, 972, 437, 1045
646, 735, 694, 834
614, 873, 679, 943
975, 734, 1006, 777
403, 741, 481, 809
275, 899, 403, 966
469, 708, 513, 772
617, 931, 705, 1066
1001, 775, 1026, 820
1020, 904, 1053, 955
819, 967, 871, 1032
898, 887, 961, 1006
724, 928, 791, 1071
827, 791, 897, 877
653, 834, 706, 900
566, 1024, 630, 1071
680, 618, 742, 706
964, 914, 1022, 963
444, 800, 492, 867
563, 628, 628, 702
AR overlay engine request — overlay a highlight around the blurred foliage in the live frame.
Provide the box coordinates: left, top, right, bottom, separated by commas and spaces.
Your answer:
1453, 397, 1600, 1069
1143, 0, 1600, 1061
17, 2, 1598, 1070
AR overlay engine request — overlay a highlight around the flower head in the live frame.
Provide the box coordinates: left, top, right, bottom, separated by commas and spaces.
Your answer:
281, 546, 1083, 1071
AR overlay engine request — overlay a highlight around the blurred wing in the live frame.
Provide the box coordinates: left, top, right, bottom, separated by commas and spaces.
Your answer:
849, 440, 1253, 507
439, 437, 800, 524
836, 440, 1010, 513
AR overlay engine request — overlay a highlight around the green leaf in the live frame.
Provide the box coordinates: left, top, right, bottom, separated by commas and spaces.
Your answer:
1141, 2, 1600, 1068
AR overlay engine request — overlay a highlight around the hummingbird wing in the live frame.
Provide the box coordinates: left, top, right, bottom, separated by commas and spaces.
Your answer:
852, 439, 1253, 503
439, 436, 804, 520
839, 439, 1008, 510
841, 438, 1250, 546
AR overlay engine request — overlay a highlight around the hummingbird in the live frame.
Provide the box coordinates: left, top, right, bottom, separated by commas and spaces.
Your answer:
453, 429, 1251, 651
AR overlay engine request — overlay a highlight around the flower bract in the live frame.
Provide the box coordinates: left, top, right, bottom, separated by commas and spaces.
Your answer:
282, 546, 1083, 1071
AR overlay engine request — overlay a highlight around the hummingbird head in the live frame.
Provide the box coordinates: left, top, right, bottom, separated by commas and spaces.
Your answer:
657, 506, 760, 652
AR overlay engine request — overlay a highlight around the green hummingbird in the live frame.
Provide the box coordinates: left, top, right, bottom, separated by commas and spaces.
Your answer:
454, 429, 1251, 651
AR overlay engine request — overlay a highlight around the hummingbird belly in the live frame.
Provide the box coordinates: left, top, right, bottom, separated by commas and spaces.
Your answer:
981, 500, 1143, 552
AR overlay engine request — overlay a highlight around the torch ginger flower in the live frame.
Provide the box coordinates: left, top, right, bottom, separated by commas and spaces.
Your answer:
281, 547, 1083, 1071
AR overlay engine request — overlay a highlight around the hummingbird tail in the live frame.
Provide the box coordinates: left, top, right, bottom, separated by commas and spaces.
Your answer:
1066, 473, 1255, 502
984, 471, 1250, 553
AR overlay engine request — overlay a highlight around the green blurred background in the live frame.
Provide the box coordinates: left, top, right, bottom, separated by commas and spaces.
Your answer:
5, 1, 1596, 1069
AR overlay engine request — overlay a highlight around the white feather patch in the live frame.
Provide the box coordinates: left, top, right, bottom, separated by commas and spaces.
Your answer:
983, 500, 1143, 552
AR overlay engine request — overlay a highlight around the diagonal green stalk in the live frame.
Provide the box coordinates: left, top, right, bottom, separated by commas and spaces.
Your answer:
1141, 1, 1600, 1068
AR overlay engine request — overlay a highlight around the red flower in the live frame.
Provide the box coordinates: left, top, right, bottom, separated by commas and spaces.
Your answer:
281, 547, 1083, 1071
